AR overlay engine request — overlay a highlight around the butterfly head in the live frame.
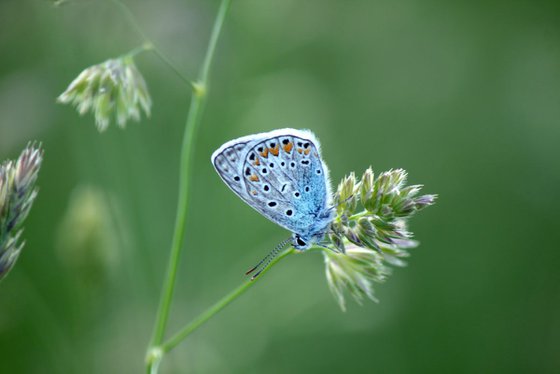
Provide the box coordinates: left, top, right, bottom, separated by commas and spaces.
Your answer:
293, 233, 325, 250
292, 233, 312, 250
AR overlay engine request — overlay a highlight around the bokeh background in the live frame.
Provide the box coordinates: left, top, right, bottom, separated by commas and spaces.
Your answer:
1, 0, 559, 372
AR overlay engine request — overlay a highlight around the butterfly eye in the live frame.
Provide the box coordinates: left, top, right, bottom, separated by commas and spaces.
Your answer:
296, 236, 306, 247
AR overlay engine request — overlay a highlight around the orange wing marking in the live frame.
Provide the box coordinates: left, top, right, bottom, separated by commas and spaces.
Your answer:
283, 142, 293, 153
249, 175, 259, 182
270, 145, 280, 156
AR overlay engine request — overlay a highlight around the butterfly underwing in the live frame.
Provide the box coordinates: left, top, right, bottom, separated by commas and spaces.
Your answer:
211, 128, 335, 250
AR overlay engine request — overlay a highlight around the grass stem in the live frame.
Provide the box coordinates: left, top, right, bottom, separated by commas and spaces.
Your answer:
145, 0, 231, 372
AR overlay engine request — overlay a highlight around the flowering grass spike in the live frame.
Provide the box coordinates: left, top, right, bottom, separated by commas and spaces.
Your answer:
57, 57, 152, 132
324, 244, 389, 311
0, 143, 43, 281
323, 168, 436, 310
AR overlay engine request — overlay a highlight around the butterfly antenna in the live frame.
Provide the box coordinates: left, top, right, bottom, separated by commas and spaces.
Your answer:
245, 238, 291, 280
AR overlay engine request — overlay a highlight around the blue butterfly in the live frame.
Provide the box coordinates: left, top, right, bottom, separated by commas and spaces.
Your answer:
211, 128, 336, 277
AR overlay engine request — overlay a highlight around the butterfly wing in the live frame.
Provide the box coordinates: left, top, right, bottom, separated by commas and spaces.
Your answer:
211, 128, 332, 236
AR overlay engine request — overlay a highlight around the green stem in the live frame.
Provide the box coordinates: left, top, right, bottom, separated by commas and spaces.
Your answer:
161, 248, 295, 354
109, 0, 193, 86
147, 91, 201, 350
146, 0, 231, 372
121, 42, 152, 59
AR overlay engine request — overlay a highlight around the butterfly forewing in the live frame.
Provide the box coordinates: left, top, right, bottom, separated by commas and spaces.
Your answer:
212, 141, 255, 198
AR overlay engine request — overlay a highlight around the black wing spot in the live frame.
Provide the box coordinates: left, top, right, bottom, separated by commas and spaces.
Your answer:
268, 201, 277, 207
281, 162, 286, 167
290, 162, 296, 168
262, 168, 268, 174
316, 169, 322, 174
286, 209, 293, 216
294, 191, 300, 198
270, 142, 276, 148
282, 138, 290, 145
263, 184, 270, 192
281, 184, 287, 192
245, 167, 251, 176
269, 163, 274, 168
249, 153, 255, 161
301, 160, 310, 165
305, 186, 310, 192
257, 146, 264, 152
303, 142, 310, 149
234, 176, 240, 181
297, 141, 303, 147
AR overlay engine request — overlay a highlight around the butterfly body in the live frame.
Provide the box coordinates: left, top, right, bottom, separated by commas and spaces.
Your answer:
211, 128, 334, 250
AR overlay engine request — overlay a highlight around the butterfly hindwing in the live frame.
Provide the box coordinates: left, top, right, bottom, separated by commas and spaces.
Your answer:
212, 128, 332, 237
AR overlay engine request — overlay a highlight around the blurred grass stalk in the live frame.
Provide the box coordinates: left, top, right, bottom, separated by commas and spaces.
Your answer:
0, 144, 43, 282
146, 0, 232, 372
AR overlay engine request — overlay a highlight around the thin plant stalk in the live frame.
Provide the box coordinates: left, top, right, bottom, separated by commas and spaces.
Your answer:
109, 0, 193, 87
146, 0, 231, 371
161, 248, 295, 354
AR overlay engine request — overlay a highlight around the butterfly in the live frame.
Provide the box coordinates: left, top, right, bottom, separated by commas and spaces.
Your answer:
211, 128, 337, 278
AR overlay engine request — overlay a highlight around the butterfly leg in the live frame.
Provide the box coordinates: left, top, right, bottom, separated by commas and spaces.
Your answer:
316, 242, 344, 254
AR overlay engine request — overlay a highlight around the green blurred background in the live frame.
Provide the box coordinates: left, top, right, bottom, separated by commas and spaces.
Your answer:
1, 0, 559, 372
